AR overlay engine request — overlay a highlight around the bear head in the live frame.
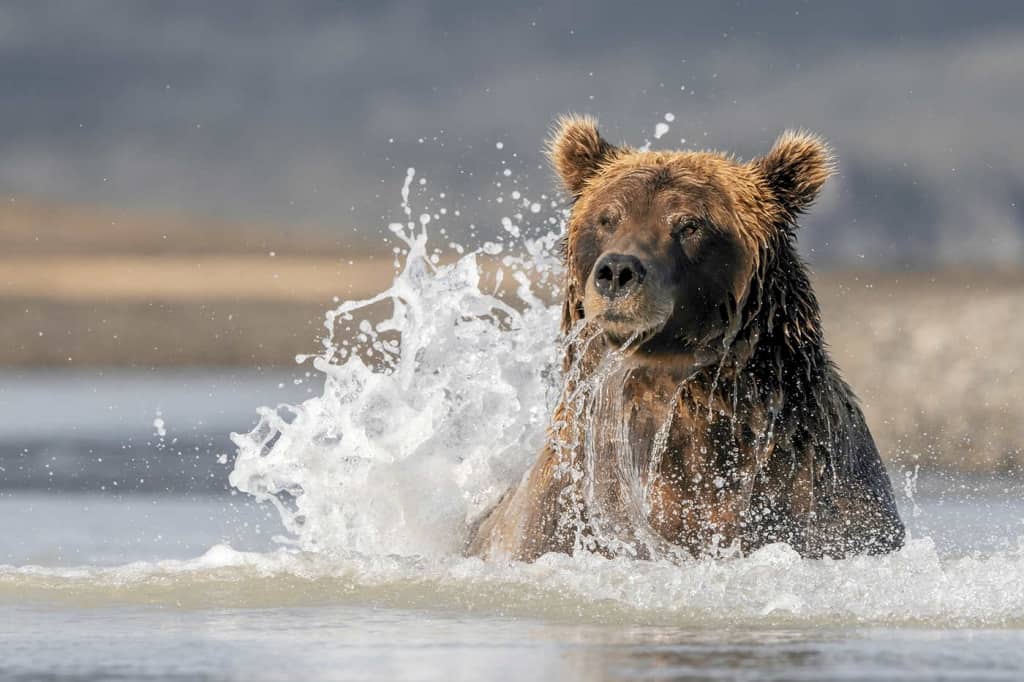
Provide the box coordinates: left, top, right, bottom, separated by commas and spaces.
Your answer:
548, 114, 834, 359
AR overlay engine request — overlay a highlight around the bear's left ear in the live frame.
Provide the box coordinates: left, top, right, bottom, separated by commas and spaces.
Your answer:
546, 114, 621, 197
752, 130, 835, 217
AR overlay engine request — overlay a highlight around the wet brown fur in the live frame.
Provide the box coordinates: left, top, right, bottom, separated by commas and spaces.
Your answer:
467, 115, 904, 562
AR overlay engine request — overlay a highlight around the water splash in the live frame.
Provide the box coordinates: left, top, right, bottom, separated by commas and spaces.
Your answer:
640, 112, 675, 150
229, 164, 703, 561
229, 168, 565, 557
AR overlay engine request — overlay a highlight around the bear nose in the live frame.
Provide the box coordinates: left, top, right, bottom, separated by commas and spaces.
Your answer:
594, 253, 647, 299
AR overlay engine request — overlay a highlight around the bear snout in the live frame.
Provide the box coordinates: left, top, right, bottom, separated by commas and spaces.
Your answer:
593, 253, 647, 299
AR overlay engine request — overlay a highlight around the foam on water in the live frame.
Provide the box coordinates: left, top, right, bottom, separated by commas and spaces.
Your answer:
3, 539, 1024, 626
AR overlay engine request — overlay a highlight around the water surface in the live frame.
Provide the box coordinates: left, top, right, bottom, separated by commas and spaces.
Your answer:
3, 489, 1024, 680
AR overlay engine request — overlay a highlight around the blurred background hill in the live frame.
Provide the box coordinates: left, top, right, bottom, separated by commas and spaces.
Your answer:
1, 1, 1023, 479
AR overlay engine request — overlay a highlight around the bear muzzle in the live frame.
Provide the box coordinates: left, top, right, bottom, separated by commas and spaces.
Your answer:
584, 253, 675, 347
593, 253, 647, 300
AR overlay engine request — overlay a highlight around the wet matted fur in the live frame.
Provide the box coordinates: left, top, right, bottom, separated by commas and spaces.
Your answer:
467, 115, 904, 562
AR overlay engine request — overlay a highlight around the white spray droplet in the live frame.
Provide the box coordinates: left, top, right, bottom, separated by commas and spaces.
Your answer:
501, 216, 520, 238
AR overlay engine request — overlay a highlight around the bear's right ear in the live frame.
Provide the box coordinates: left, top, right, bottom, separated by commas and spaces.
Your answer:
752, 130, 835, 217
547, 114, 619, 197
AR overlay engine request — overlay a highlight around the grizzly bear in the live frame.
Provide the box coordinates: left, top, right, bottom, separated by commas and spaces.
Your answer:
466, 115, 905, 562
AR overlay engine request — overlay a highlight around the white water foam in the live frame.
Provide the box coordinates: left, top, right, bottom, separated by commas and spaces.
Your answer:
228, 167, 565, 557
4, 538, 1024, 626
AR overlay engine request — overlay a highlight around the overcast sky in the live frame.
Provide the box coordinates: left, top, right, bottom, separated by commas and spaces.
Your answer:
2, 1, 1023, 265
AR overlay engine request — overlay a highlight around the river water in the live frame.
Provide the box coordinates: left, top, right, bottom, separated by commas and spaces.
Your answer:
2, 485, 1024, 680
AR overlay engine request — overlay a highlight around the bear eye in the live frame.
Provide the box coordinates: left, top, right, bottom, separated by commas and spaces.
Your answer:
596, 213, 616, 228
672, 217, 702, 240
